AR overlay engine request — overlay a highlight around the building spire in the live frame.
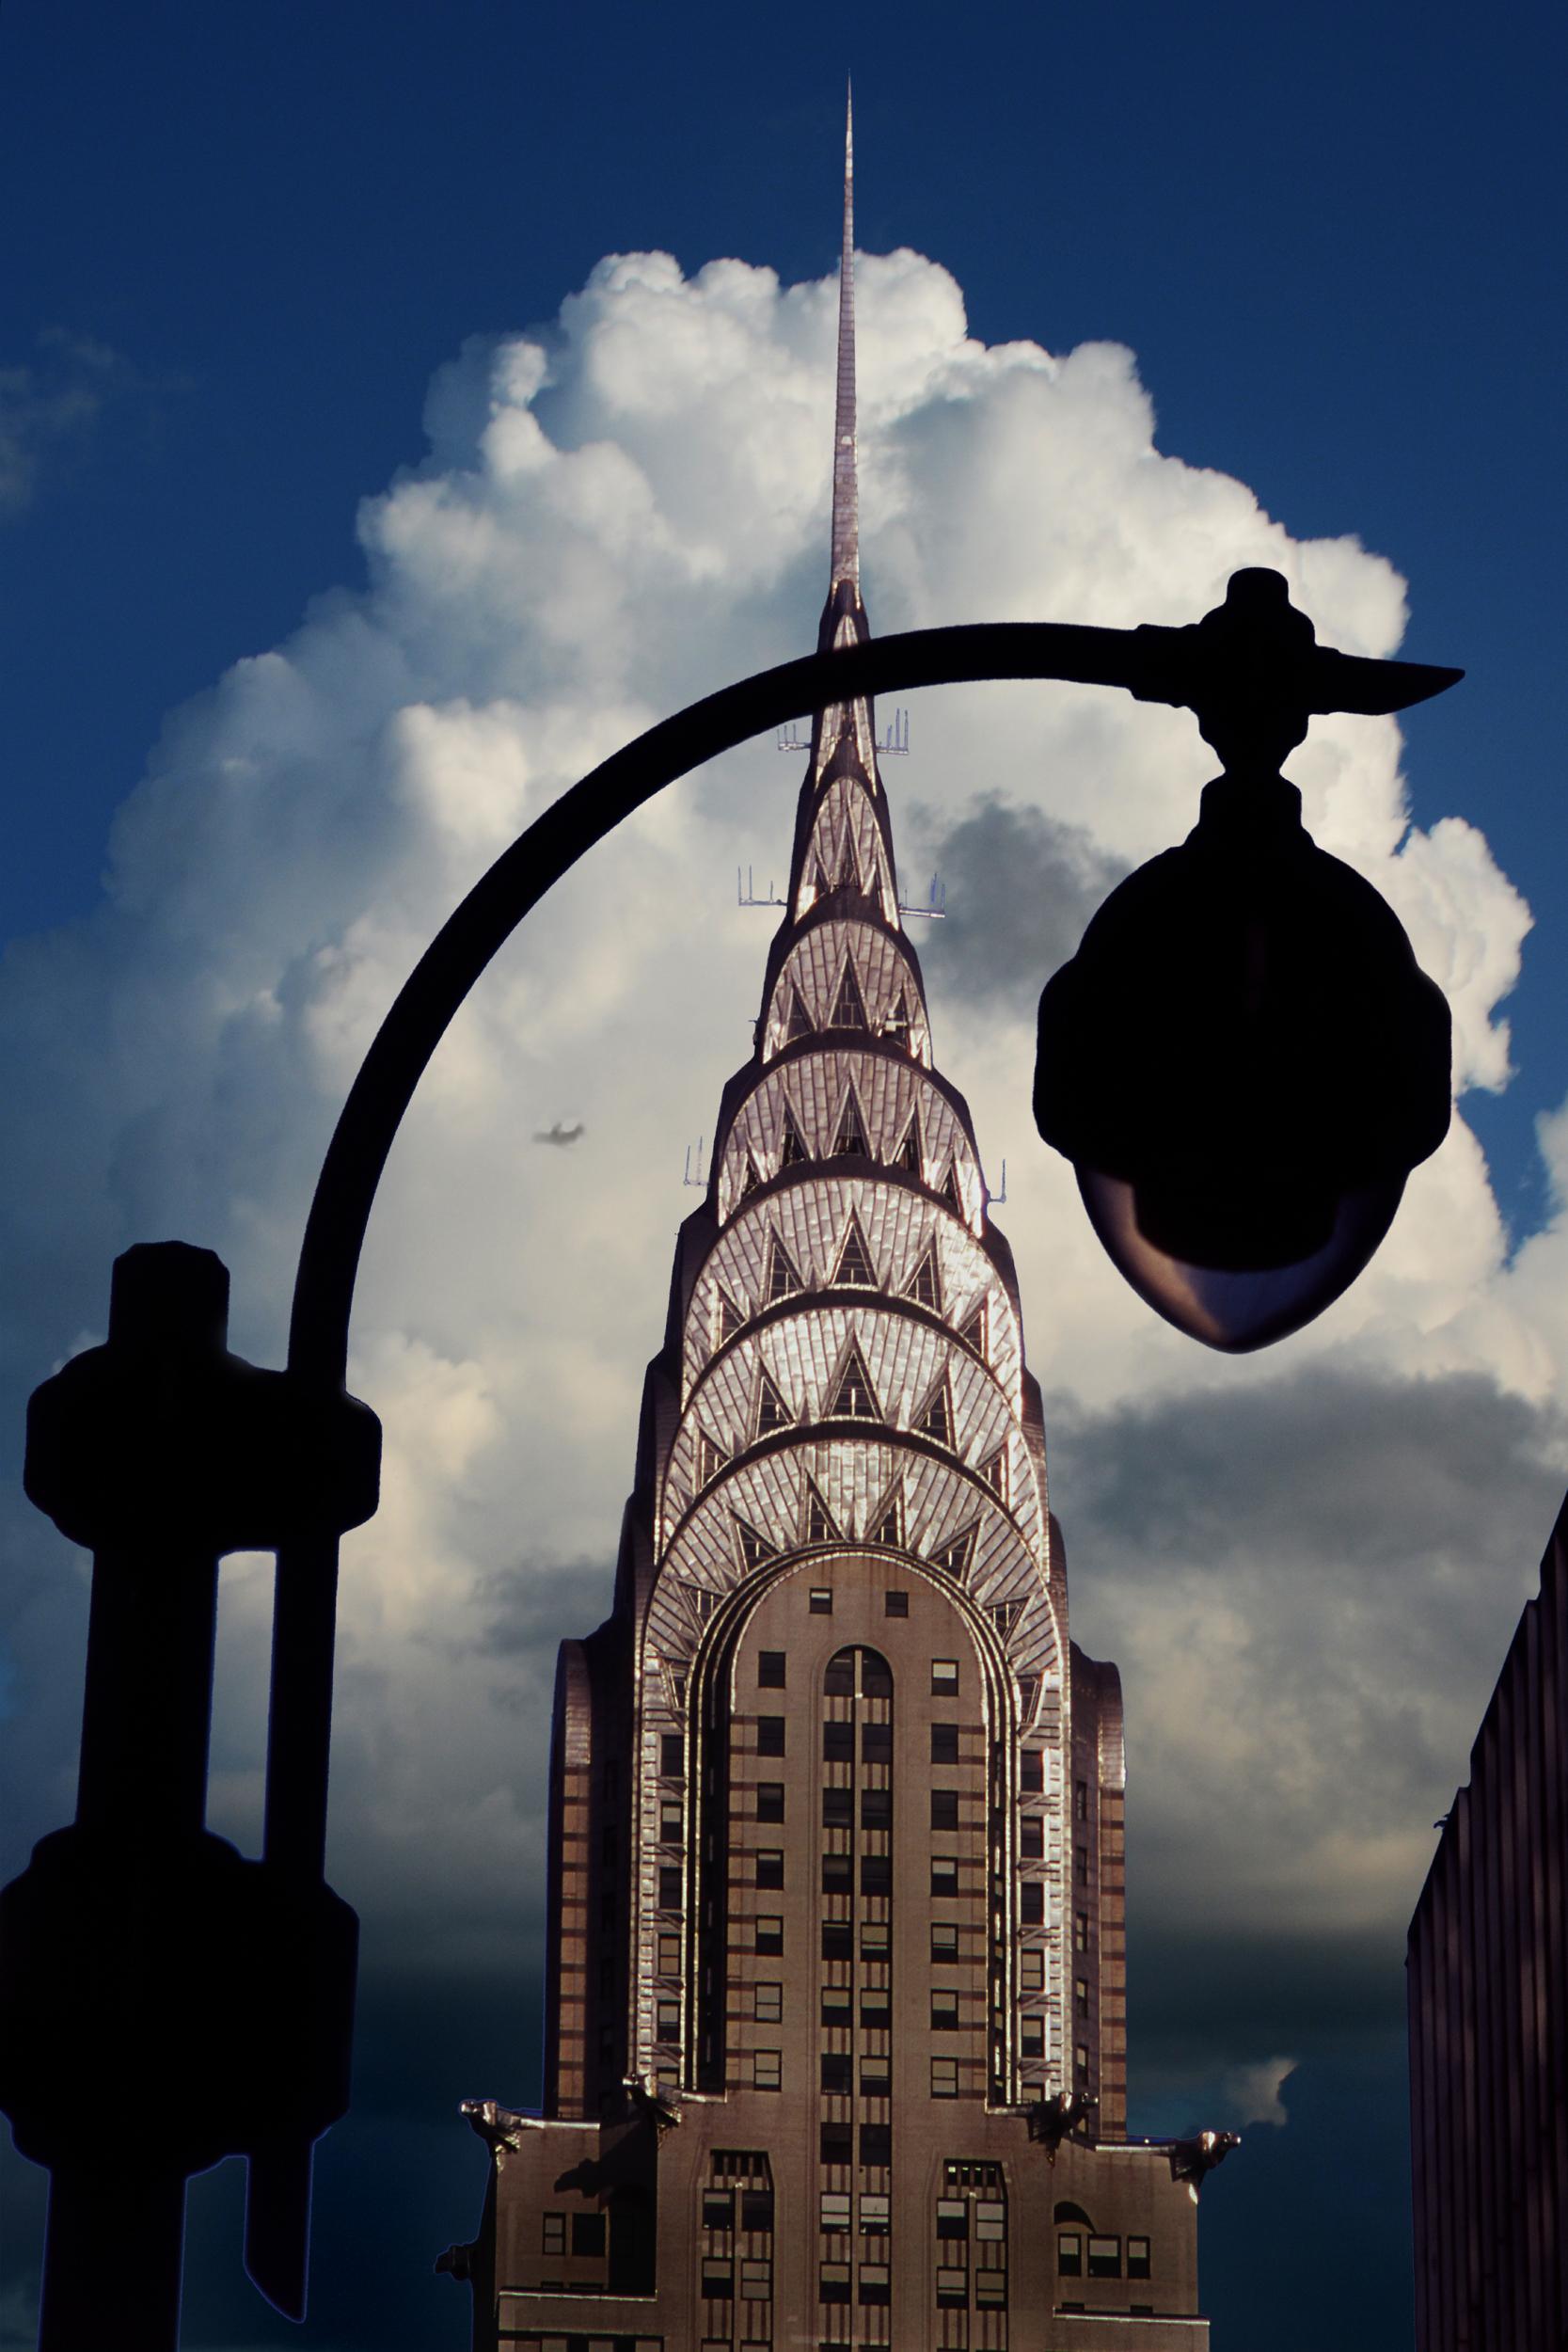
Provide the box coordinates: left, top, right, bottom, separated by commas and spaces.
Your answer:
830, 83, 858, 592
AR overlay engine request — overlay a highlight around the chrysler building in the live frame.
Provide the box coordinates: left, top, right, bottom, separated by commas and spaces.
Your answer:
447, 103, 1214, 2352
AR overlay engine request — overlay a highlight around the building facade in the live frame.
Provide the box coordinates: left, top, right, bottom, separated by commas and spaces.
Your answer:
1407, 1492, 1568, 2351
445, 117, 1214, 2352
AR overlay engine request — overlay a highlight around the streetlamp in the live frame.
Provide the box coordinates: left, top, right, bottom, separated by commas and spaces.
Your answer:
0, 575, 1459, 2344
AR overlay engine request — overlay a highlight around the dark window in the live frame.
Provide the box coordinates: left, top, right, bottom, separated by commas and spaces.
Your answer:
931, 1989, 960, 2029
931, 1857, 958, 1896
936, 2265, 968, 2308
860, 2122, 892, 2165
822, 1787, 853, 1827
884, 1590, 909, 1617
860, 1854, 891, 1895
821, 1853, 853, 1893
860, 2058, 891, 2094
1020, 1748, 1043, 1792
1074, 1778, 1088, 1821
758, 1651, 786, 1689
936, 2198, 969, 2239
1057, 2232, 1083, 2277
1087, 2236, 1121, 2279
657, 1999, 680, 2039
659, 1866, 683, 1909
930, 1788, 959, 1830
930, 1723, 959, 1764
571, 2212, 606, 2256
809, 1587, 833, 1614
1128, 2236, 1151, 2280
757, 1782, 785, 1822
860, 1991, 891, 2027
823, 1722, 854, 1761
1021, 1882, 1045, 1924
931, 1922, 959, 1960
821, 1922, 853, 1960
755, 1916, 784, 1954
1074, 1846, 1089, 1883
861, 1723, 892, 1763
821, 2052, 852, 2094
821, 1987, 852, 2026
703, 2190, 734, 2231
1020, 1815, 1044, 1858
859, 2264, 891, 2306
758, 1716, 786, 1756
1075, 1976, 1090, 2018
661, 1734, 684, 1777
820, 2122, 853, 2164
824, 1650, 855, 1695
819, 2261, 851, 2304
703, 2257, 734, 2296
931, 1659, 958, 1693
756, 1851, 784, 1889
860, 1787, 892, 1829
862, 1652, 893, 1699
742, 2188, 775, 2233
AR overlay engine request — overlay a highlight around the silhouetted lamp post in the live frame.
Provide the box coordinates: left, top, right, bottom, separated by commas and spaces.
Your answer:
0, 572, 1459, 2345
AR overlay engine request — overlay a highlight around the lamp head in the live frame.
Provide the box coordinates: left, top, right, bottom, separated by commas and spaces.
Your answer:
1033, 573, 1455, 1351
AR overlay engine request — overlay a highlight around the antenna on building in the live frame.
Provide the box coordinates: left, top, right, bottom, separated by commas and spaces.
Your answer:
876, 708, 910, 755
986, 1157, 1007, 1205
683, 1136, 706, 1188
737, 866, 787, 907
897, 872, 947, 920
777, 722, 811, 754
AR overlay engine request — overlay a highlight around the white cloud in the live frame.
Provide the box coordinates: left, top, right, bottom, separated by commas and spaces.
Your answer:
0, 242, 1560, 2067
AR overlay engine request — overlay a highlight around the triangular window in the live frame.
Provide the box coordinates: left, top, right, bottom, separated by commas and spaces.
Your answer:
831, 960, 868, 1032
958, 1298, 988, 1357
755, 1371, 795, 1438
868, 1480, 904, 1549
698, 1431, 729, 1486
779, 1104, 810, 1168
812, 856, 832, 898
832, 1089, 869, 1159
736, 1518, 779, 1569
892, 1111, 923, 1176
978, 1444, 1009, 1502
785, 986, 814, 1043
990, 1597, 1023, 1638
929, 1523, 977, 1578
832, 1215, 877, 1289
828, 1341, 879, 1422
836, 832, 861, 894
739, 1152, 763, 1200
903, 1244, 942, 1312
940, 1163, 963, 1213
883, 990, 912, 1048
716, 1286, 746, 1344
766, 1235, 803, 1303
915, 1375, 953, 1447
803, 1478, 841, 1546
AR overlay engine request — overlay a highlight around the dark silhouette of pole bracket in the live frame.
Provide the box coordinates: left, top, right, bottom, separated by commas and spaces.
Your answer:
0, 1244, 377, 2344
1034, 568, 1457, 1349
0, 572, 1460, 2344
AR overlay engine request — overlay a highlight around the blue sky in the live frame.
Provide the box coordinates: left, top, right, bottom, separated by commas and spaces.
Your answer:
3, 2, 1566, 2345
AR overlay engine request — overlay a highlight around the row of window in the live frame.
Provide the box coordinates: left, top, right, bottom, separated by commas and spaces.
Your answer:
757, 1649, 961, 1692
711, 1717, 1043, 1774
727, 1918, 1053, 1964
1058, 2233, 1150, 2279
701, 2187, 773, 2231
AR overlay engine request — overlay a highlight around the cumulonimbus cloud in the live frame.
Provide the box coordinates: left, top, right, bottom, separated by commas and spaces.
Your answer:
0, 244, 1555, 2136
